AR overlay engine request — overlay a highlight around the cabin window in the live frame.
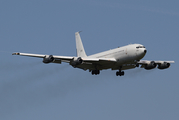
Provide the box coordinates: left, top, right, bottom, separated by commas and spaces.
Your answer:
136, 46, 145, 48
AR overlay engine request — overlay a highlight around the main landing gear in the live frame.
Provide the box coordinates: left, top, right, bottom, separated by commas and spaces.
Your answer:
90, 69, 124, 76
91, 70, 100, 75
116, 70, 124, 76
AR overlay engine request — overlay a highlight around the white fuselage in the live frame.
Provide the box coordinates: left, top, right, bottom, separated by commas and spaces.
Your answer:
75, 44, 147, 71
89, 44, 146, 64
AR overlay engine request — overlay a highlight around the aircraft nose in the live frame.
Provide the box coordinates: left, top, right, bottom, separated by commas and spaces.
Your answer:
144, 49, 147, 53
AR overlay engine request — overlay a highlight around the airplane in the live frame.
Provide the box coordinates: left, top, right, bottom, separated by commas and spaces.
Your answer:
12, 32, 174, 76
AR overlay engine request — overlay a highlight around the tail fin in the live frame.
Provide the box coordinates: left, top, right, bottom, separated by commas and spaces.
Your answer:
75, 32, 87, 57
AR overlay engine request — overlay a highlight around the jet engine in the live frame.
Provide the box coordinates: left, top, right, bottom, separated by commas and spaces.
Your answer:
144, 61, 157, 70
158, 62, 170, 69
71, 57, 83, 66
43, 55, 54, 63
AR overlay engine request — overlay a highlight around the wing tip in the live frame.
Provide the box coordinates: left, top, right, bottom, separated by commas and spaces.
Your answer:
169, 61, 175, 63
12, 53, 20, 55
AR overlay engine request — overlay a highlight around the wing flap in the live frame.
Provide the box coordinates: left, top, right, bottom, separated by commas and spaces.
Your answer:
53, 55, 73, 61
83, 58, 116, 62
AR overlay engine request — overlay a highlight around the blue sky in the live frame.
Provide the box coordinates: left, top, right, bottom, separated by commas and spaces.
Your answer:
0, 0, 179, 120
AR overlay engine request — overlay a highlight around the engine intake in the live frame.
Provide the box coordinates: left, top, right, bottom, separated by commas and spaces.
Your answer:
43, 55, 54, 64
71, 57, 83, 66
145, 61, 157, 70
158, 62, 170, 69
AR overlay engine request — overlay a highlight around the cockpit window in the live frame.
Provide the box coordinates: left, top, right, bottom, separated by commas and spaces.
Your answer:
136, 46, 145, 48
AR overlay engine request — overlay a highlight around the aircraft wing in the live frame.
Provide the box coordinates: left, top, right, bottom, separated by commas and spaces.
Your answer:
12, 52, 117, 65
138, 60, 175, 64
82, 58, 116, 63
138, 60, 175, 69
12, 52, 74, 64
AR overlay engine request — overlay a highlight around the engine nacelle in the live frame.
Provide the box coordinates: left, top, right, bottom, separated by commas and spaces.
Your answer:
71, 57, 83, 66
158, 62, 170, 69
145, 61, 157, 70
43, 55, 54, 64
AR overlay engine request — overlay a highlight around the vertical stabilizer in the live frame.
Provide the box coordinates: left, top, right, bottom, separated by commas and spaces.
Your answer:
75, 32, 87, 57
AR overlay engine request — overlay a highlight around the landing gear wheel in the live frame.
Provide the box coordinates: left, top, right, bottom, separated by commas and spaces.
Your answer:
116, 71, 124, 76
116, 71, 119, 76
92, 70, 94, 75
91, 70, 100, 75
136, 63, 139, 67
121, 71, 124, 76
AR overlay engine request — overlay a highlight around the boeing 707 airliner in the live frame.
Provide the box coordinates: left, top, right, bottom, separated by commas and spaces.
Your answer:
12, 32, 174, 76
